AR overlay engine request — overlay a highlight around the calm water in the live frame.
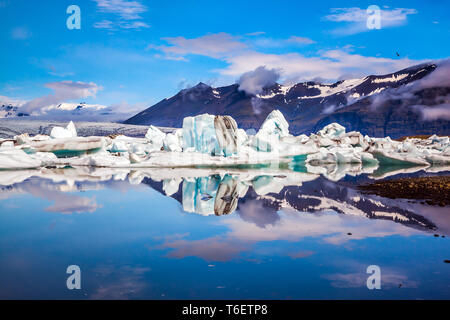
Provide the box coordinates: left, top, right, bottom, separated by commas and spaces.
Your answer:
0, 164, 449, 299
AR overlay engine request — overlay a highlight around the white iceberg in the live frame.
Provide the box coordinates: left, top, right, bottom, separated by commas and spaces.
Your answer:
259, 110, 290, 137
164, 133, 182, 152
110, 140, 128, 153
145, 125, 166, 150
214, 115, 239, 156
68, 151, 131, 168
0, 149, 42, 169
182, 114, 219, 155
317, 122, 346, 139
1, 111, 449, 174
50, 121, 77, 139
29, 136, 111, 154
0, 140, 14, 149
252, 110, 289, 152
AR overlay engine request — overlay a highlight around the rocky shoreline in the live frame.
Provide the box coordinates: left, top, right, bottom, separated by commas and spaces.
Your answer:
359, 176, 450, 206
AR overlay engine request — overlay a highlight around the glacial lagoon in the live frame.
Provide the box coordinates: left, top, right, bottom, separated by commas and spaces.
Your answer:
0, 164, 449, 299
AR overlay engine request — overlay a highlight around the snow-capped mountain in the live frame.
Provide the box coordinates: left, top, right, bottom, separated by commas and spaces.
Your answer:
0, 100, 124, 122
44, 102, 108, 112
0, 103, 29, 118
125, 62, 450, 138
0, 101, 108, 119
0, 96, 29, 118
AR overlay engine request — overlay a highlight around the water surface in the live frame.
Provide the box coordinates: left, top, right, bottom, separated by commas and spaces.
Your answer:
0, 164, 449, 299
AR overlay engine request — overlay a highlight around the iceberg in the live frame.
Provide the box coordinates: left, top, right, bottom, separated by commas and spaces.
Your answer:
69, 151, 131, 167
129, 153, 143, 164
306, 146, 378, 165
0, 149, 42, 169
110, 140, 129, 153
145, 125, 166, 150
252, 110, 289, 152
214, 115, 239, 156
317, 123, 346, 139
181, 114, 242, 156
182, 114, 219, 155
1, 112, 449, 173
29, 136, 111, 155
259, 110, 290, 137
67, 121, 77, 137
164, 133, 182, 152
0, 140, 14, 149
29, 152, 58, 166
50, 121, 77, 139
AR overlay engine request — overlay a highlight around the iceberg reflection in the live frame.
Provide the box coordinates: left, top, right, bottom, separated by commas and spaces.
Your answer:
0, 163, 447, 235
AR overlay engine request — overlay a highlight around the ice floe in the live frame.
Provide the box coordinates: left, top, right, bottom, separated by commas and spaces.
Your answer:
0, 149, 43, 169
0, 112, 449, 179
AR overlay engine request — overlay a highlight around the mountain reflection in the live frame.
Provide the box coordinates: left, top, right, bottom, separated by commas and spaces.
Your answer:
144, 172, 438, 232
1, 164, 446, 235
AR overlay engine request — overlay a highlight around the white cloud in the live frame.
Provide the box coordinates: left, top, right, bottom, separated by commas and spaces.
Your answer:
120, 20, 149, 29
287, 36, 316, 45
18, 180, 101, 214
93, 20, 114, 29
152, 32, 424, 83
93, 0, 149, 30
324, 267, 418, 288
21, 81, 102, 114
237, 66, 280, 95
11, 27, 31, 40
159, 209, 422, 262
224, 209, 420, 245
368, 58, 450, 117
90, 265, 150, 299
0, 95, 26, 106
94, 0, 146, 19
162, 236, 250, 262
324, 7, 418, 35
221, 49, 423, 82
108, 100, 149, 114
156, 33, 247, 60
415, 58, 450, 89
245, 31, 266, 36
250, 36, 316, 48
414, 103, 450, 121
325, 7, 416, 23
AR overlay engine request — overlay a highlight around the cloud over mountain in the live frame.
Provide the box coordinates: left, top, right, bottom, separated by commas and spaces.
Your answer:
150, 32, 424, 83
237, 66, 280, 95
21, 81, 102, 114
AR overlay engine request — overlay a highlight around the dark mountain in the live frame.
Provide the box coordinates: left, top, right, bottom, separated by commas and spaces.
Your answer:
125, 63, 450, 138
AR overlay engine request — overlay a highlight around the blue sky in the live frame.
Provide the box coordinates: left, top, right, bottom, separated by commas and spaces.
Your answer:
0, 0, 449, 117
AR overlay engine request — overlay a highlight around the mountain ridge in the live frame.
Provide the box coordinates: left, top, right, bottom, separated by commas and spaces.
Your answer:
125, 62, 450, 138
